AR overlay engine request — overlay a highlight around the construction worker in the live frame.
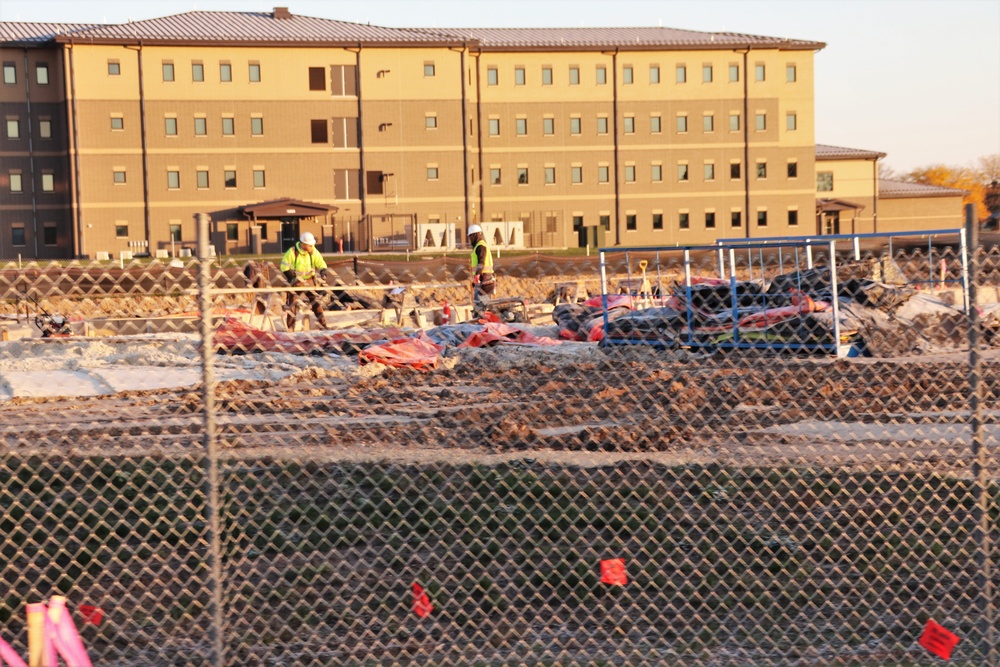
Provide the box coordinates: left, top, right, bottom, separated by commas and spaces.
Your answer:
467, 224, 496, 306
280, 232, 329, 330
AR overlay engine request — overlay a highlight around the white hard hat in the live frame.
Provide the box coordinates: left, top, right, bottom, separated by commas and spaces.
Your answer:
299, 232, 316, 245
466, 224, 482, 236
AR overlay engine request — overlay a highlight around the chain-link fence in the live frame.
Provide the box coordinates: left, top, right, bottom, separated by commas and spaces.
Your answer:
1, 213, 998, 666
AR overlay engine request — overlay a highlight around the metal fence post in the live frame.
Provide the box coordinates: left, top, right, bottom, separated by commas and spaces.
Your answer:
966, 203, 997, 665
196, 212, 225, 667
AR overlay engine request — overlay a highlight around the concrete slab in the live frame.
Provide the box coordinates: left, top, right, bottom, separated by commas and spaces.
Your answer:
4, 370, 111, 398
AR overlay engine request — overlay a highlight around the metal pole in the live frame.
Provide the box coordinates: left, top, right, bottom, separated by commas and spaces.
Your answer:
828, 240, 841, 355
965, 203, 997, 665
196, 212, 225, 666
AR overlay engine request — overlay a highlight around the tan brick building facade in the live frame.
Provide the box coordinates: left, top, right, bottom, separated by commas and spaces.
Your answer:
0, 9, 964, 260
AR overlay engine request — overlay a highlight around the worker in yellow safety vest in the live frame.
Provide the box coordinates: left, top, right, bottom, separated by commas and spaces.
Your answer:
279, 232, 329, 330
467, 224, 496, 306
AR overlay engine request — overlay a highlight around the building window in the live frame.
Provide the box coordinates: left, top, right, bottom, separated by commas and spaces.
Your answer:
516, 118, 527, 135
423, 114, 438, 129
729, 64, 739, 82
251, 117, 264, 135
542, 67, 553, 85
115, 224, 128, 238
623, 66, 633, 84
623, 116, 635, 134
309, 67, 325, 90
39, 120, 51, 138
787, 161, 798, 178
572, 215, 584, 231
571, 166, 582, 184
162, 62, 174, 82
788, 209, 799, 226
514, 67, 525, 85
755, 63, 765, 81
487, 67, 498, 85
756, 162, 767, 179
787, 64, 797, 83
490, 168, 501, 185
165, 117, 177, 136
192, 63, 204, 82
9, 173, 22, 192
704, 163, 715, 181
196, 170, 209, 189
757, 210, 768, 226
678, 164, 689, 181
651, 164, 662, 182
569, 66, 580, 85
596, 117, 608, 134
817, 172, 834, 191
674, 64, 687, 84
650, 115, 661, 134
649, 65, 660, 84
625, 165, 636, 182
679, 212, 690, 230
729, 113, 740, 132
730, 162, 741, 179
600, 214, 611, 231
225, 170, 237, 188
113, 169, 126, 184
2, 62, 17, 85
43, 225, 57, 246
6, 119, 19, 139
732, 211, 742, 228
703, 115, 714, 132
194, 117, 207, 136
41, 173, 54, 192
220, 63, 232, 82
311, 119, 328, 143
596, 65, 607, 85
570, 117, 582, 135
488, 118, 500, 136
626, 214, 637, 231
249, 63, 261, 82
597, 166, 609, 183
543, 118, 555, 135
427, 166, 439, 180
545, 167, 556, 184
227, 223, 239, 241
424, 62, 435, 77
702, 64, 713, 83
170, 224, 182, 242
652, 213, 663, 230
677, 115, 688, 133
787, 112, 797, 131
167, 170, 180, 189
706, 212, 717, 228
253, 169, 266, 188
36, 64, 49, 85
517, 167, 528, 184
755, 113, 766, 131
110, 116, 124, 131
108, 60, 120, 76
12, 226, 26, 246
222, 117, 235, 135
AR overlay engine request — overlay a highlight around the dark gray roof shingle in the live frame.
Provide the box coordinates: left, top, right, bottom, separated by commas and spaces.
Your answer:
0, 22, 99, 45
815, 144, 887, 160
879, 179, 968, 198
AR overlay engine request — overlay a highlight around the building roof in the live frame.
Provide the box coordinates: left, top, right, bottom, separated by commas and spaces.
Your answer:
815, 144, 887, 161
0, 22, 99, 45
0, 9, 824, 51
427, 26, 825, 51
879, 179, 968, 199
241, 198, 337, 218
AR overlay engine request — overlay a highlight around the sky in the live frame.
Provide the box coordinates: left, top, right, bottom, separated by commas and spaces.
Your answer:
2, 0, 998, 175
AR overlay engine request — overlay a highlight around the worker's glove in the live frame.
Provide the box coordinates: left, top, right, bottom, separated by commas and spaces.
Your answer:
471, 274, 481, 285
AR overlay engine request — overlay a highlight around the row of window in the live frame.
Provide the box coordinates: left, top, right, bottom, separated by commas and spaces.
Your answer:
150, 168, 267, 190
481, 160, 805, 186
2, 62, 49, 86
7, 172, 55, 193
4, 118, 54, 140
614, 208, 799, 232
485, 111, 795, 137
486, 63, 797, 87
7, 224, 59, 247
156, 60, 261, 84
124, 115, 267, 137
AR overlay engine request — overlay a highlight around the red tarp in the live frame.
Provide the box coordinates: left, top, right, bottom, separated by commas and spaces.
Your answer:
214, 317, 407, 355
358, 333, 444, 371
458, 322, 564, 348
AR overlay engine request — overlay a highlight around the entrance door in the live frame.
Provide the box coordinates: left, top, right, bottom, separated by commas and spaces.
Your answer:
280, 218, 300, 252
822, 212, 841, 235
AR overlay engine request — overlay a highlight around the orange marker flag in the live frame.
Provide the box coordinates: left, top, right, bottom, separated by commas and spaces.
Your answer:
77, 606, 103, 627
919, 619, 960, 661
412, 583, 433, 618
600, 558, 627, 586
